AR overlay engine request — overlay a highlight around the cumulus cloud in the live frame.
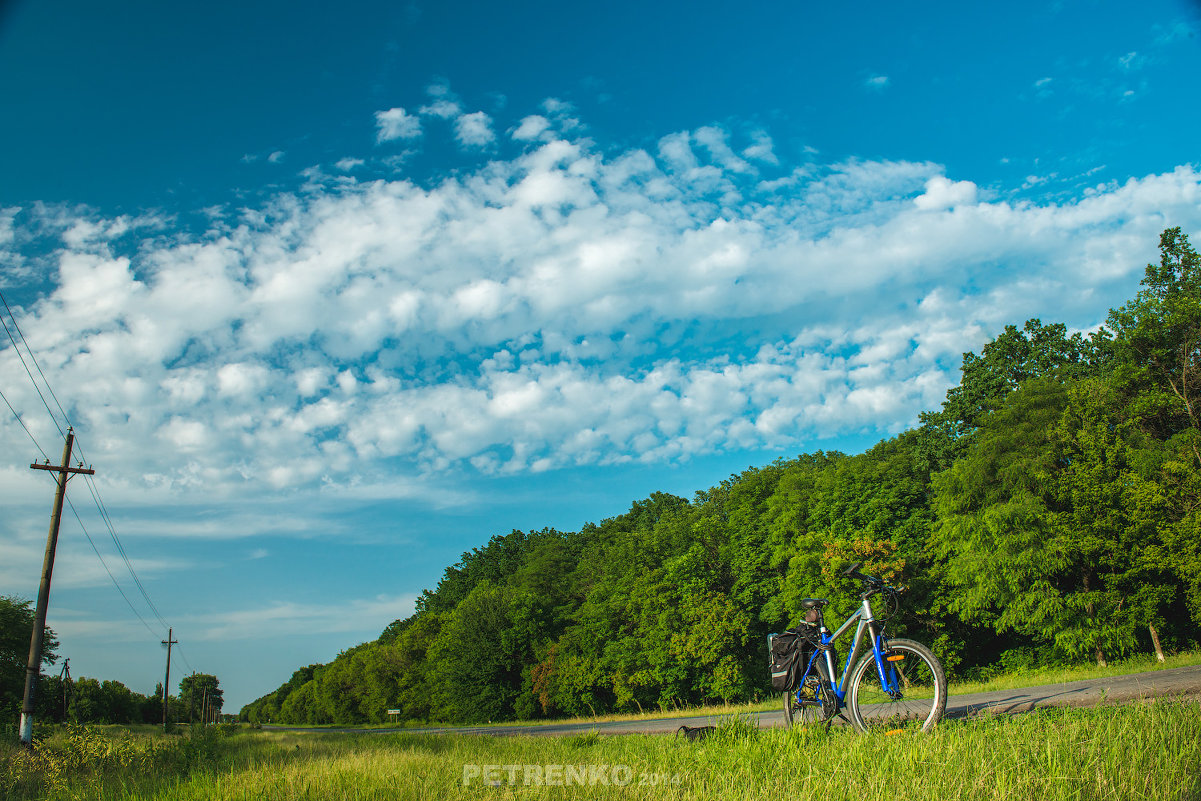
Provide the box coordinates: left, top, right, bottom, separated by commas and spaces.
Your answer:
742, 131, 778, 165
455, 111, 495, 148
914, 175, 978, 210
865, 74, 890, 90
512, 115, 551, 141
420, 98, 462, 119
2, 107, 1199, 508
419, 83, 463, 120
375, 107, 422, 142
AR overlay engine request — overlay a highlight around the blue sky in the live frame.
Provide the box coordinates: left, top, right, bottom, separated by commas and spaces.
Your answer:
1, 0, 1199, 711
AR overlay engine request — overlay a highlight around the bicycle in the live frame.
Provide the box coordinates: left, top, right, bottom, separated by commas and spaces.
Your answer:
781, 562, 947, 733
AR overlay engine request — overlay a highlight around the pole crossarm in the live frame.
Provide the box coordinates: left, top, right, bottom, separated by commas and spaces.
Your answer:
30, 461, 94, 477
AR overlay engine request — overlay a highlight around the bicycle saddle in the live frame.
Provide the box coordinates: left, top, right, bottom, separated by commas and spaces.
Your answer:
799, 598, 829, 609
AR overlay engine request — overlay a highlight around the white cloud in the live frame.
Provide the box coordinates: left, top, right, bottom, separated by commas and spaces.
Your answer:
742, 131, 778, 165
1154, 20, 1194, 45
193, 594, 417, 640
455, 111, 495, 148
865, 75, 890, 90
694, 126, 753, 174
1118, 51, 1144, 71
420, 99, 462, 119
512, 115, 551, 141
914, 175, 978, 210
375, 107, 422, 142
2, 109, 1199, 504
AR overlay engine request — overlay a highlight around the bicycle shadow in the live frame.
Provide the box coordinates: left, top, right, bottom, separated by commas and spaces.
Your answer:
944, 686, 1088, 719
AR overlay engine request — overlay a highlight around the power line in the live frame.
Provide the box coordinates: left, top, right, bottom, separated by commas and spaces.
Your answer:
174, 643, 196, 676
0, 301, 66, 438
3, 291, 186, 664
0, 291, 71, 430
64, 495, 161, 639
79, 473, 170, 630
0, 386, 50, 460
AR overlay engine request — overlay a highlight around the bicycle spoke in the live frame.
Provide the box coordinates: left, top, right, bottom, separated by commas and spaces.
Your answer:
849, 640, 946, 733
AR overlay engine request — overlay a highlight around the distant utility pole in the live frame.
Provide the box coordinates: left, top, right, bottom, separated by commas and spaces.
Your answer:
59, 658, 71, 721
19, 428, 94, 747
161, 628, 177, 732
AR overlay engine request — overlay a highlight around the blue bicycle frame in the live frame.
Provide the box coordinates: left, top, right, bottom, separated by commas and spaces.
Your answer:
795, 591, 901, 715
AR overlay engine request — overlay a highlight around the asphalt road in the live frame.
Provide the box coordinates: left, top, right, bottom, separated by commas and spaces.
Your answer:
264, 664, 1201, 738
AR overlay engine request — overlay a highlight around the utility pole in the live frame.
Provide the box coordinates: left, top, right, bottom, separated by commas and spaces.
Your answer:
58, 658, 71, 721
161, 628, 177, 732
19, 428, 94, 747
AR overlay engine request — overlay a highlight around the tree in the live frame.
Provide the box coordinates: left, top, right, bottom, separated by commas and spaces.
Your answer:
1107, 228, 1201, 458
179, 673, 224, 722
929, 376, 1185, 666
0, 595, 58, 723
426, 581, 550, 722
1105, 227, 1201, 632
930, 381, 1094, 659
919, 319, 1097, 469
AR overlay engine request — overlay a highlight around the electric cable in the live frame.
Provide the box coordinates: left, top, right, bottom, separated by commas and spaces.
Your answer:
0, 300, 66, 438
65, 496, 161, 638
0, 385, 50, 461
4, 290, 178, 645
174, 643, 197, 676
0, 291, 71, 431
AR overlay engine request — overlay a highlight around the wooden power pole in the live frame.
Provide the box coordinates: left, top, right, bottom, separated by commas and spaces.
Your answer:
19, 428, 94, 747
161, 628, 177, 731
58, 658, 71, 721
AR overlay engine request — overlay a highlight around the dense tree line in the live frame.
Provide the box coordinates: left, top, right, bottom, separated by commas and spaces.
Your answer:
241, 229, 1201, 726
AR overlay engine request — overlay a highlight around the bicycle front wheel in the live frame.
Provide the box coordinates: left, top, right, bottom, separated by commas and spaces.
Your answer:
846, 638, 946, 733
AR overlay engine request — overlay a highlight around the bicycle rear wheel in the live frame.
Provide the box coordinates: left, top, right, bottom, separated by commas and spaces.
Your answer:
782, 676, 823, 729
846, 638, 946, 733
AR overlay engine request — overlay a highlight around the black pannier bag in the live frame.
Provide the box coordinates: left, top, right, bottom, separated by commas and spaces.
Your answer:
770, 619, 831, 691
769, 624, 818, 692
768, 631, 800, 691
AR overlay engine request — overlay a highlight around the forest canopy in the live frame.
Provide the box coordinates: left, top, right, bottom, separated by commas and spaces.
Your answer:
241, 228, 1201, 726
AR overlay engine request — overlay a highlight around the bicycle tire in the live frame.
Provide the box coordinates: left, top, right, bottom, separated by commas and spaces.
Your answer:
782, 676, 822, 729
846, 638, 946, 733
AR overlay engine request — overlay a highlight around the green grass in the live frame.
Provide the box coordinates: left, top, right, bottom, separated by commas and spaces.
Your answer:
5, 700, 1200, 800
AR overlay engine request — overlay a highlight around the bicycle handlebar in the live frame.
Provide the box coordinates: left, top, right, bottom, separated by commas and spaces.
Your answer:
842, 562, 879, 584
842, 562, 901, 599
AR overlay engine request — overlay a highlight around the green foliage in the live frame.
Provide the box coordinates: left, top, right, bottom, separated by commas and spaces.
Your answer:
65, 677, 165, 725
0, 596, 58, 723
178, 674, 223, 722
241, 228, 1201, 725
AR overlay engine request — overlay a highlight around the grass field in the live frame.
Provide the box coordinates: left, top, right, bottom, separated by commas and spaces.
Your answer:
4, 699, 1200, 800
